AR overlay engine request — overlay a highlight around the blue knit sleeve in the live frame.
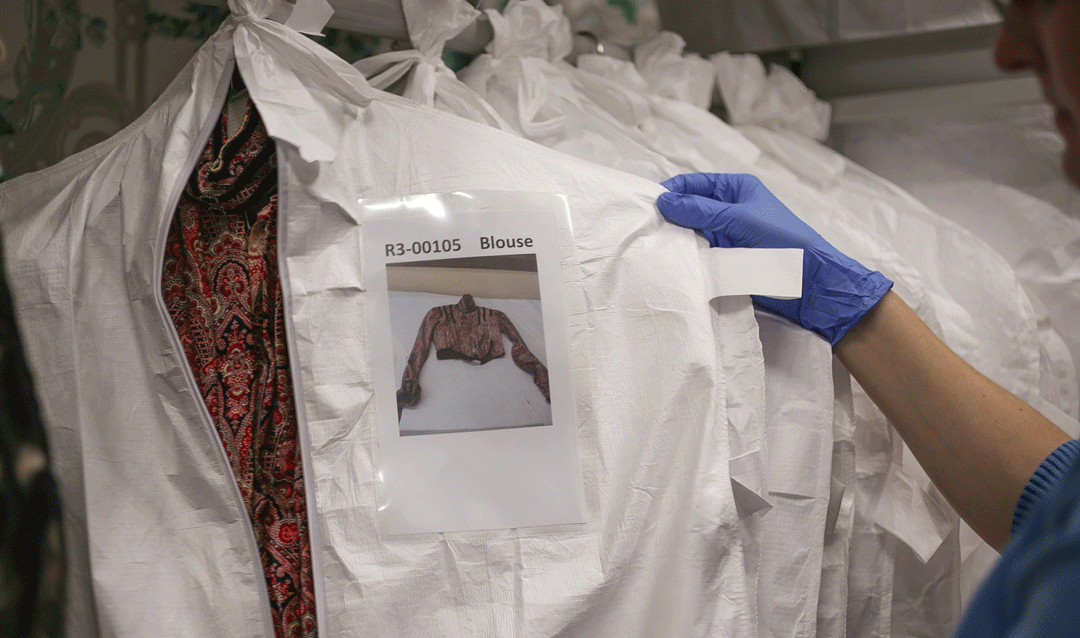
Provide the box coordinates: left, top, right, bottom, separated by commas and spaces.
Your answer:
954, 439, 1080, 637
1013, 439, 1080, 537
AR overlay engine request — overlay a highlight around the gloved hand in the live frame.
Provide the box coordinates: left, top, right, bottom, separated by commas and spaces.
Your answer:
657, 172, 893, 346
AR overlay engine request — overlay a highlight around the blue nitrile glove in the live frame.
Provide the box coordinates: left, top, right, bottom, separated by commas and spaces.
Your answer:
657, 172, 893, 346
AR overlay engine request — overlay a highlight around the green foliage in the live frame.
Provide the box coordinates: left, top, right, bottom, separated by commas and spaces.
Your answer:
442, 50, 477, 73
310, 29, 385, 63
41, 0, 106, 52
605, 0, 638, 24
145, 2, 229, 42
85, 17, 106, 45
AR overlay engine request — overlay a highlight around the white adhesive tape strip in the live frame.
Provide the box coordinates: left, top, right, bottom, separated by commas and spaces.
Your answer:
288, 0, 334, 34
270, 0, 334, 35
701, 247, 803, 300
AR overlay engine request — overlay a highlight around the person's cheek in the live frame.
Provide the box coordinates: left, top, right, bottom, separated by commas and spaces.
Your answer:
1044, 4, 1080, 185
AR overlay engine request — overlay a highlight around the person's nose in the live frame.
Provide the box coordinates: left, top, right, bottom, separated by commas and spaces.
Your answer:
993, 22, 1041, 73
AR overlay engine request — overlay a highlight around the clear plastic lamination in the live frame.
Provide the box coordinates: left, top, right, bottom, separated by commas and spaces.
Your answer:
359, 190, 586, 537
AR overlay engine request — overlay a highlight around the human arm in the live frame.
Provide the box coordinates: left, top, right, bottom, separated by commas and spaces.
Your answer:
657, 172, 1071, 550
834, 289, 1070, 550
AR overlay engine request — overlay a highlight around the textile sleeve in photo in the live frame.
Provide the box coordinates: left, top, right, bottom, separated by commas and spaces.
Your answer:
495, 308, 550, 401
396, 306, 440, 414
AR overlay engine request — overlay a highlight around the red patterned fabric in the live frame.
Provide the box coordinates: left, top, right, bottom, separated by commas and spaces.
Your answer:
161, 94, 317, 638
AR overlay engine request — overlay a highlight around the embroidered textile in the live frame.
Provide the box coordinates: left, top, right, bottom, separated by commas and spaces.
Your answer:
161, 93, 316, 638
397, 294, 550, 412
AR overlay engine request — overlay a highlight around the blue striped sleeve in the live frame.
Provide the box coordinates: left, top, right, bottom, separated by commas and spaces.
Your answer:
1013, 439, 1080, 537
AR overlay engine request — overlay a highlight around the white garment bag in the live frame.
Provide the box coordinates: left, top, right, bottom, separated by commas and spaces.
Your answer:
730, 109, 968, 638
459, 14, 834, 636
567, 41, 944, 638
569, 52, 759, 174
879, 178, 1080, 608
561, 39, 920, 638
743, 127, 1070, 638
632, 31, 716, 113
832, 112, 1080, 603
456, 0, 679, 181
566, 42, 989, 637
0, 0, 762, 635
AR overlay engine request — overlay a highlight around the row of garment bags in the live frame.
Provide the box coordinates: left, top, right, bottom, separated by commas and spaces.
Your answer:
358, 0, 1080, 636
5, 0, 1077, 635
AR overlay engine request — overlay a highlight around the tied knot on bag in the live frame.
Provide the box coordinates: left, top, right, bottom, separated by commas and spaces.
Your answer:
355, 0, 478, 106
226, 0, 374, 163
227, 0, 281, 22
402, 0, 482, 57
405, 60, 443, 107
475, 1, 581, 112
354, 49, 449, 109
228, 0, 333, 36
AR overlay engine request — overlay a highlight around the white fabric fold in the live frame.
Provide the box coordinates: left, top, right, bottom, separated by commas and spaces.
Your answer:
228, 0, 375, 163
352, 0, 512, 130
633, 31, 716, 112
712, 51, 832, 142
729, 447, 773, 516
405, 0, 479, 55
570, 53, 760, 171
872, 464, 956, 564
457, 0, 679, 181
818, 359, 857, 638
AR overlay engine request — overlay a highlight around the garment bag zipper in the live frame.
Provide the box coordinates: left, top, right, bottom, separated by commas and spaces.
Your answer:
152, 57, 278, 638
275, 147, 331, 637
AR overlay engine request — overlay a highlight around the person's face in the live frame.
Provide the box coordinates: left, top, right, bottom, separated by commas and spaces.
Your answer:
993, 0, 1080, 185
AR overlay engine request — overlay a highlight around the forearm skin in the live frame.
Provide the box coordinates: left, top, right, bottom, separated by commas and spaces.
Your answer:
834, 291, 1071, 550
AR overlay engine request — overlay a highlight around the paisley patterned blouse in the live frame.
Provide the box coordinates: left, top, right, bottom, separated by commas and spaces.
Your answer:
161, 81, 316, 638
397, 294, 550, 414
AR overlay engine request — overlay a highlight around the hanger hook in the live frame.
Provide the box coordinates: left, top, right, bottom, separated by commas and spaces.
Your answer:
575, 31, 604, 56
